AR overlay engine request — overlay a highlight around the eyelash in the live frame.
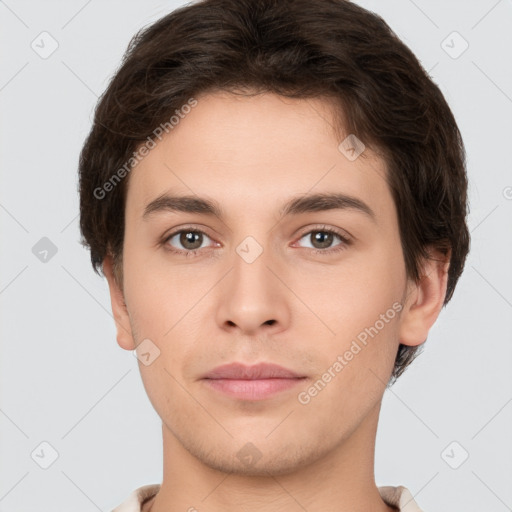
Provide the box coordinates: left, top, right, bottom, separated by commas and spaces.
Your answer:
161, 225, 351, 258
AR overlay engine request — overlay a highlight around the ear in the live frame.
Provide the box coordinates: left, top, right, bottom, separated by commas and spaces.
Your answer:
103, 254, 136, 351
398, 247, 451, 347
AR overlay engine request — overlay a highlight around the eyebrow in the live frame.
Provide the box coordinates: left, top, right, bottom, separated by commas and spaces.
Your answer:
142, 192, 376, 222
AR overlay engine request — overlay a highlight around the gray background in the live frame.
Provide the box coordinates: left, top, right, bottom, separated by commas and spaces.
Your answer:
1, 0, 511, 510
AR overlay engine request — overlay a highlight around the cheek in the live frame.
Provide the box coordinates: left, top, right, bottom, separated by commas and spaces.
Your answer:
296, 246, 406, 338
295, 306, 401, 432
294, 247, 405, 400
122, 242, 211, 339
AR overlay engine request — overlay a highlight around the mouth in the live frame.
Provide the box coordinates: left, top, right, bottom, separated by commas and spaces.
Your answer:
201, 362, 307, 401
202, 377, 306, 400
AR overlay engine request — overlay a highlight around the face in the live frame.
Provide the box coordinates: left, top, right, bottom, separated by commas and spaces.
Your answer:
105, 91, 442, 476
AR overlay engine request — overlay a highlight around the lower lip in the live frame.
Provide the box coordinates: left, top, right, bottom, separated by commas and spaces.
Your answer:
203, 378, 306, 400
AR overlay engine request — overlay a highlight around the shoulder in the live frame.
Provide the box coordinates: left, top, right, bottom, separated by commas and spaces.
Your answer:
378, 485, 424, 511
111, 484, 161, 512
112, 483, 423, 512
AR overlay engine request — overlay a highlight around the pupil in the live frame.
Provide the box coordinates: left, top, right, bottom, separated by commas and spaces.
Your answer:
181, 231, 202, 250
313, 231, 332, 249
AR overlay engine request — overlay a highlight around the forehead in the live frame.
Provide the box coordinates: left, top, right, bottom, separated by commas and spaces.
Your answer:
125, 92, 393, 224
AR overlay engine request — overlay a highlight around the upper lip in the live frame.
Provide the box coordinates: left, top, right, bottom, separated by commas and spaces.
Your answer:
202, 362, 304, 380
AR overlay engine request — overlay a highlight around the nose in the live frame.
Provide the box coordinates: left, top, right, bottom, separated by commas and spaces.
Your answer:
214, 241, 291, 336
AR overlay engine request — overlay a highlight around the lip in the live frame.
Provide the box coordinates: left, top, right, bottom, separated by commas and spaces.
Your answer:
202, 362, 304, 380
201, 363, 307, 401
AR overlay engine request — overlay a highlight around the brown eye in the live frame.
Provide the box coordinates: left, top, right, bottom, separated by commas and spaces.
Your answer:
179, 231, 203, 250
310, 231, 334, 249
165, 230, 212, 252
295, 227, 350, 254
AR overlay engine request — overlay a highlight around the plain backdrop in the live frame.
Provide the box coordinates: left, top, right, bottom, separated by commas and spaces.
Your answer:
1, 1, 511, 511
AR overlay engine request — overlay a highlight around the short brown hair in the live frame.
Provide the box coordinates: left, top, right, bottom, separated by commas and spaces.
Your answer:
78, 0, 470, 381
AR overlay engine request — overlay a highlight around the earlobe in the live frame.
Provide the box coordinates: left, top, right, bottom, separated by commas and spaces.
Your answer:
398, 248, 451, 347
102, 255, 136, 351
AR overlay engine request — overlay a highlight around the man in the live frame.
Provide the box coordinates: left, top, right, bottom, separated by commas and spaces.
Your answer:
78, 0, 470, 510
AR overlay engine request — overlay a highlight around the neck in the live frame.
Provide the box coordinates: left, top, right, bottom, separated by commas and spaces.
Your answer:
147, 400, 395, 512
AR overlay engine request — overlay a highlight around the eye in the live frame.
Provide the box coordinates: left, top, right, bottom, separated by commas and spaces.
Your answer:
161, 225, 351, 258
163, 228, 217, 256
295, 226, 351, 254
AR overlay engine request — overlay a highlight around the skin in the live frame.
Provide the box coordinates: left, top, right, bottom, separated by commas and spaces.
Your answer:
103, 91, 449, 512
